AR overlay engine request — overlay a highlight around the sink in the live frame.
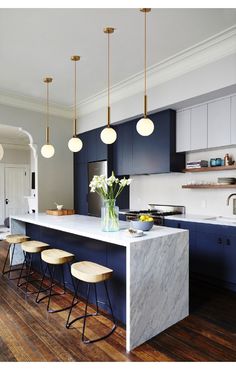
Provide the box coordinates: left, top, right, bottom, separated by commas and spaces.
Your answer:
205, 216, 236, 224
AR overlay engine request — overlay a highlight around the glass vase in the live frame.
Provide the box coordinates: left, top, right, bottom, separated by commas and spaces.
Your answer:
101, 199, 119, 232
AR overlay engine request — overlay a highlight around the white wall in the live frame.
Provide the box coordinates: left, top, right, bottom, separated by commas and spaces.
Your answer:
0, 104, 73, 211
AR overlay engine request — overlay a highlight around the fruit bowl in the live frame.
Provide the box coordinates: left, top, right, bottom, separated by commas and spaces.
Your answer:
130, 220, 154, 231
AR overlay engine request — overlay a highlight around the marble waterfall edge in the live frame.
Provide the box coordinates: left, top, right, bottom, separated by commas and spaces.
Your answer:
128, 230, 189, 350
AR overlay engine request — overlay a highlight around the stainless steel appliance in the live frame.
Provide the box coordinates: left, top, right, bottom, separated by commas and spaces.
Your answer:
88, 161, 107, 217
123, 204, 185, 226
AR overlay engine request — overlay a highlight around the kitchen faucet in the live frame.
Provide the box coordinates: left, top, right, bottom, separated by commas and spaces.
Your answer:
227, 193, 236, 214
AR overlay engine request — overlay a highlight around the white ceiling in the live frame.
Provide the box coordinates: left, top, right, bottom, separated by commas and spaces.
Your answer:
0, 8, 235, 107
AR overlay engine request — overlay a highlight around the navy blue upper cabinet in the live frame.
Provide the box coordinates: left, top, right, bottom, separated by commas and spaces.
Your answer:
113, 109, 185, 176
113, 122, 134, 176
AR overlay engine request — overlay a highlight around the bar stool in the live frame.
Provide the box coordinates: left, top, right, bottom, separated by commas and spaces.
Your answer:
66, 261, 116, 344
36, 248, 78, 313
17, 240, 50, 294
2, 234, 30, 280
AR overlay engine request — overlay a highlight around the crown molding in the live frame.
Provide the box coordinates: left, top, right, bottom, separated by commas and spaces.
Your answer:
0, 89, 72, 119
78, 25, 236, 117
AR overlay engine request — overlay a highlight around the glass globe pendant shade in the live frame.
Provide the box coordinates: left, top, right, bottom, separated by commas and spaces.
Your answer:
41, 144, 55, 158
68, 137, 83, 152
136, 117, 154, 136
100, 127, 117, 145
0, 144, 4, 160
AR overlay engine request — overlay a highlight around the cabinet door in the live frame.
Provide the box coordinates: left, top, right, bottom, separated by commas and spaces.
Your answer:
132, 111, 170, 174
176, 110, 191, 152
95, 127, 108, 161
113, 122, 133, 176
230, 95, 236, 144
190, 105, 207, 150
207, 97, 230, 148
76, 132, 88, 163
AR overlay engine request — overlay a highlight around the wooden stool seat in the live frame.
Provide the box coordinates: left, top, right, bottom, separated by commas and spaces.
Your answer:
21, 240, 49, 254
6, 234, 30, 244
71, 261, 113, 283
41, 248, 74, 265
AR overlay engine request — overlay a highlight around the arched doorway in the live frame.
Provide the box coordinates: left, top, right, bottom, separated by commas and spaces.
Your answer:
0, 124, 38, 226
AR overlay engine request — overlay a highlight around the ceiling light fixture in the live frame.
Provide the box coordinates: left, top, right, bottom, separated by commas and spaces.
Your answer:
41, 77, 55, 158
136, 8, 154, 137
68, 55, 83, 152
0, 144, 4, 161
100, 27, 117, 145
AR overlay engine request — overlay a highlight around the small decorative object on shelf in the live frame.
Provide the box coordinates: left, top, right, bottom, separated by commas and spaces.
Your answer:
89, 172, 132, 232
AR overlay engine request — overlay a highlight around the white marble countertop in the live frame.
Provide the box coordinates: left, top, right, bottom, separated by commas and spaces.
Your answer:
165, 214, 236, 226
11, 213, 186, 248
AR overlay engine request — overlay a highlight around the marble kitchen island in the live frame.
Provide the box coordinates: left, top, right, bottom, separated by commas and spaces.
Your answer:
10, 213, 189, 351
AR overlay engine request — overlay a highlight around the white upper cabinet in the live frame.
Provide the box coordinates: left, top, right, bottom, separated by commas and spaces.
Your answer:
190, 105, 208, 151
231, 95, 236, 145
176, 95, 236, 152
207, 97, 231, 148
176, 110, 191, 152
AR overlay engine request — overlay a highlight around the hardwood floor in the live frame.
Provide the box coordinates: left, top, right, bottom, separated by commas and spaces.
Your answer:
0, 241, 236, 362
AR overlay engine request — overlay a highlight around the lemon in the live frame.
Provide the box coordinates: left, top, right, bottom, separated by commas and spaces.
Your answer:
140, 215, 146, 221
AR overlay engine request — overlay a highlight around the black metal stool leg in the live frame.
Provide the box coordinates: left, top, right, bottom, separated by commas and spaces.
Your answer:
104, 280, 116, 326
36, 263, 48, 303
82, 284, 91, 342
2, 243, 11, 275
65, 279, 80, 328
24, 253, 33, 294
47, 265, 55, 312
17, 251, 27, 286
94, 283, 99, 315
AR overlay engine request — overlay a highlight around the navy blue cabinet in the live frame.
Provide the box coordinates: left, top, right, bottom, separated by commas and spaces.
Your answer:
113, 122, 134, 176
165, 219, 236, 291
113, 109, 185, 176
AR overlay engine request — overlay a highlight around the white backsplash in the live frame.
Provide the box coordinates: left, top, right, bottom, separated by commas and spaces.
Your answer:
130, 146, 236, 217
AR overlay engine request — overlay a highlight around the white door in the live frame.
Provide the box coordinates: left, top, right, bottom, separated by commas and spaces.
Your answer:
4, 166, 30, 218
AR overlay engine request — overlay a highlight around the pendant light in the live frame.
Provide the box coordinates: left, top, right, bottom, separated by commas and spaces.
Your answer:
41, 77, 55, 158
0, 144, 4, 160
136, 8, 154, 136
100, 27, 117, 145
68, 55, 83, 152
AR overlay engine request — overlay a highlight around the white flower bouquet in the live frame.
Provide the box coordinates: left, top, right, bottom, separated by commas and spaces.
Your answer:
89, 171, 132, 231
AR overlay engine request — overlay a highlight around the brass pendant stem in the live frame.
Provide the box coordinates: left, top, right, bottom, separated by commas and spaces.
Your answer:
107, 32, 110, 123
43, 77, 52, 143
104, 27, 115, 129
73, 119, 77, 137
107, 106, 111, 127
144, 10, 147, 98
144, 95, 147, 118
71, 55, 80, 136
46, 126, 49, 144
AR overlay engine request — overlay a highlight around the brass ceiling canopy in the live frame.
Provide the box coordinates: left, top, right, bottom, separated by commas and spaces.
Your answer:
140, 8, 151, 13
71, 55, 81, 62
43, 77, 53, 84
103, 27, 115, 34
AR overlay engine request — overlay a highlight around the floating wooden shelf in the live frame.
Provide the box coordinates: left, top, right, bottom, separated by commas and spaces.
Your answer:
183, 165, 236, 173
182, 184, 236, 189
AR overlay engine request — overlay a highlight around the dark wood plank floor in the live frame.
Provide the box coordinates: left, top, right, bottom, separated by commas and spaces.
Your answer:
0, 240, 236, 362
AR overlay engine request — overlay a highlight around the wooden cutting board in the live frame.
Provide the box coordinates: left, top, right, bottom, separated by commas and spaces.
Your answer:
46, 209, 75, 216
